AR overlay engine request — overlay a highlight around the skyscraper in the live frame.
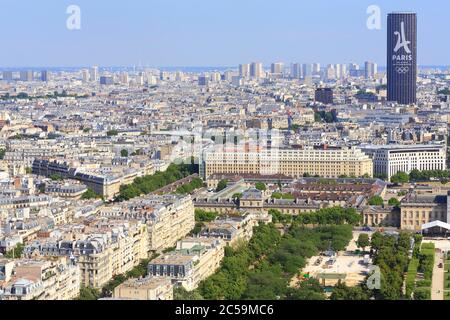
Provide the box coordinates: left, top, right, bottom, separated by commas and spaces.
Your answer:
81, 69, 90, 83
301, 63, 312, 78
41, 70, 49, 82
271, 62, 284, 74
291, 63, 301, 79
90, 66, 99, 82
2, 71, 13, 82
387, 12, 417, 105
19, 70, 33, 82
312, 63, 321, 75
250, 62, 263, 79
239, 64, 250, 78
364, 61, 378, 79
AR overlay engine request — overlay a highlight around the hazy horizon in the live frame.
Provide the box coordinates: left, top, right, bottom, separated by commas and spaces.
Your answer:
0, 0, 449, 67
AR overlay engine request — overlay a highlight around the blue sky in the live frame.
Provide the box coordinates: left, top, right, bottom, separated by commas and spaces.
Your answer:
0, 0, 447, 67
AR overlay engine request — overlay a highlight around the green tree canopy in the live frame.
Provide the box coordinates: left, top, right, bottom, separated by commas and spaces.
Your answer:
255, 182, 267, 191
357, 233, 370, 251
368, 196, 384, 206
390, 171, 409, 184
216, 179, 228, 192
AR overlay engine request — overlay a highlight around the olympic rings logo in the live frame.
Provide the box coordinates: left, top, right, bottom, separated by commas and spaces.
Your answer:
396, 67, 409, 74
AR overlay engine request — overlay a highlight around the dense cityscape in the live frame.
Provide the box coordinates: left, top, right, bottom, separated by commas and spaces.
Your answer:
1, 7, 450, 304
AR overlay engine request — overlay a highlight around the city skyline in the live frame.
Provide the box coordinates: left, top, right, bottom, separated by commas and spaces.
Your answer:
0, 0, 449, 67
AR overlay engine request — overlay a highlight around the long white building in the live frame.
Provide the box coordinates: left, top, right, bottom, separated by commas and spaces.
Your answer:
361, 144, 447, 180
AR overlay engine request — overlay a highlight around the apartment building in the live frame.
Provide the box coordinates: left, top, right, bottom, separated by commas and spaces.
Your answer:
361, 144, 446, 180
0, 257, 80, 300
204, 146, 373, 179
24, 222, 149, 288
146, 195, 195, 252
147, 237, 224, 291
113, 277, 173, 300
200, 214, 257, 248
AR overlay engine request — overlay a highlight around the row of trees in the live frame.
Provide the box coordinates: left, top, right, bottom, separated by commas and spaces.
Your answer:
294, 207, 362, 226
367, 196, 401, 207
116, 164, 196, 201
175, 177, 204, 195
391, 169, 450, 184
371, 231, 412, 300
268, 207, 362, 227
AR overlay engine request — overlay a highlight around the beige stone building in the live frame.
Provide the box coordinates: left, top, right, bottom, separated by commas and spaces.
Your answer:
400, 193, 447, 231
147, 196, 195, 252
113, 277, 173, 300
1, 257, 80, 300
204, 146, 373, 179
148, 237, 224, 291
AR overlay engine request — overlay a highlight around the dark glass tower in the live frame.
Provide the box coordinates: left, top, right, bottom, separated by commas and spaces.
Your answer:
387, 12, 417, 105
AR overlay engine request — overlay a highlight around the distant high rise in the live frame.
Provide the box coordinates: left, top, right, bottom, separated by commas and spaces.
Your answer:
312, 63, 321, 75
302, 63, 312, 78
326, 65, 336, 80
210, 72, 221, 82
387, 12, 417, 105
90, 66, 99, 82
271, 62, 284, 74
250, 62, 263, 79
223, 70, 235, 82
19, 70, 33, 82
81, 69, 90, 83
334, 64, 342, 79
239, 64, 250, 78
41, 70, 49, 82
120, 72, 129, 85
364, 61, 378, 79
315, 88, 334, 104
198, 75, 209, 86
291, 63, 301, 79
2, 71, 13, 81
100, 76, 113, 85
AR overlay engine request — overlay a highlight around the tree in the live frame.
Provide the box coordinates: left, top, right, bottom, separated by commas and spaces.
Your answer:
107, 129, 118, 136
216, 179, 228, 192
173, 287, 204, 300
81, 188, 100, 200
4, 243, 25, 259
391, 171, 409, 184
368, 196, 384, 206
49, 174, 63, 181
121, 149, 129, 157
388, 198, 400, 207
370, 232, 383, 252
330, 281, 370, 300
195, 209, 218, 222
0, 149, 5, 160
255, 182, 266, 191
286, 279, 325, 300
357, 233, 370, 251
232, 193, 243, 200
78, 286, 101, 300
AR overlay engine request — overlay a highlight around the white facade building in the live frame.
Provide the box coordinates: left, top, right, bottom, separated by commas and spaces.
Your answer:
361, 144, 446, 180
